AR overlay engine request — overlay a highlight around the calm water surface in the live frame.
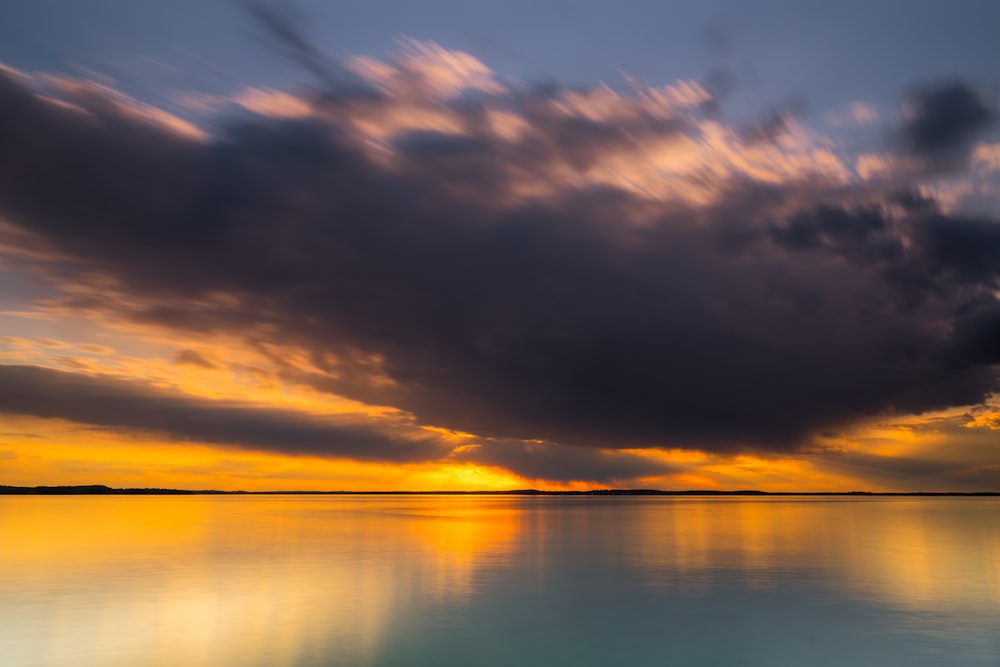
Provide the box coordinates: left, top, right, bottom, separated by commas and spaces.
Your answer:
1, 495, 998, 666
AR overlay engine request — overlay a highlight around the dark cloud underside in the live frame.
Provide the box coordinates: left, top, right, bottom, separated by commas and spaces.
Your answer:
898, 81, 995, 171
1, 68, 999, 458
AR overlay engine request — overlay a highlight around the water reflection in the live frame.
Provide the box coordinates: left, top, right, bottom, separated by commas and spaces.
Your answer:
1, 496, 998, 666
626, 497, 1000, 609
618, 497, 1000, 608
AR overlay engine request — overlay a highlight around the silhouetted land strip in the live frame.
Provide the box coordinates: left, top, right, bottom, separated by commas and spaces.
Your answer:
1, 485, 997, 496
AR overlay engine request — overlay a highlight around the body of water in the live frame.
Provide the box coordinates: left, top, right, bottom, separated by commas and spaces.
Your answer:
1, 495, 998, 666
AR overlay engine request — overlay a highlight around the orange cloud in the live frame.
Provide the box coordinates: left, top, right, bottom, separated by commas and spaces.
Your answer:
347, 39, 505, 100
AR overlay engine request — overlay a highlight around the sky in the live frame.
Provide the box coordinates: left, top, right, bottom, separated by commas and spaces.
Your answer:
0, 0, 999, 491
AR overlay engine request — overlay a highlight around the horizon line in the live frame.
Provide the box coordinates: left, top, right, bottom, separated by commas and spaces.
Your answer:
1, 484, 998, 496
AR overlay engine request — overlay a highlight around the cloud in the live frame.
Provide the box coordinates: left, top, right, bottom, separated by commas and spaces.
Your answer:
898, 81, 995, 171
828, 101, 879, 128
0, 364, 445, 461
241, 1, 340, 87
175, 349, 218, 369
346, 38, 506, 100
40, 73, 207, 141
737, 98, 807, 146
814, 448, 1000, 492
0, 363, 683, 483
1, 60, 1000, 464
235, 87, 313, 118
973, 142, 1000, 173
454, 441, 680, 484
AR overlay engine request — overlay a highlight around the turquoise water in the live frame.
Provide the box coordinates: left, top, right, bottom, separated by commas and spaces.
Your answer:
1, 495, 998, 666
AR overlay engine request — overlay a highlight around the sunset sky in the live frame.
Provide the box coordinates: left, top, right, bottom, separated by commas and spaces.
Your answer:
1, 0, 998, 491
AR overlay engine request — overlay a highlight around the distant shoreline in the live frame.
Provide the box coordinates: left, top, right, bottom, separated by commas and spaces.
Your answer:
1, 484, 997, 496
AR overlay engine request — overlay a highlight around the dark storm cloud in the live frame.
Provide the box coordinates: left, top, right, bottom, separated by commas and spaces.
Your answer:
767, 198, 1000, 293
456, 441, 680, 484
916, 213, 1000, 284
898, 81, 995, 171
1, 67, 1000, 459
949, 307, 1000, 367
0, 364, 444, 461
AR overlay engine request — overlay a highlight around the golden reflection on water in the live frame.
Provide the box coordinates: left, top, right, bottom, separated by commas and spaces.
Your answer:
0, 496, 525, 667
401, 500, 521, 602
627, 497, 1000, 609
1, 495, 998, 667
